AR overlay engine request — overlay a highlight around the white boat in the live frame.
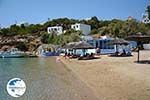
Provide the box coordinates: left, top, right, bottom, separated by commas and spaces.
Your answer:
0, 48, 25, 58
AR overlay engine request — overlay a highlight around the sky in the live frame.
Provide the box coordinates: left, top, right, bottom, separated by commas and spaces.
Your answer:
0, 0, 149, 27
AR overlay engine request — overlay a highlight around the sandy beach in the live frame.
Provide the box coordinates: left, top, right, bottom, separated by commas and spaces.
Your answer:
61, 50, 150, 100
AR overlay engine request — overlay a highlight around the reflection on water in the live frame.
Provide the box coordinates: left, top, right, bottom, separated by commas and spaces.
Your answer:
0, 57, 98, 100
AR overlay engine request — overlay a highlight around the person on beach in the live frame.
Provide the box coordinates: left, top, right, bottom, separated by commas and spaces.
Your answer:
56, 57, 61, 63
64, 52, 67, 59
96, 48, 101, 55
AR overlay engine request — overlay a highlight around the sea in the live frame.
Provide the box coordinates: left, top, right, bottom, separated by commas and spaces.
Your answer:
0, 57, 98, 100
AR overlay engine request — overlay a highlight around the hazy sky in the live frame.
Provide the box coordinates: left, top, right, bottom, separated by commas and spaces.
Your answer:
0, 0, 149, 27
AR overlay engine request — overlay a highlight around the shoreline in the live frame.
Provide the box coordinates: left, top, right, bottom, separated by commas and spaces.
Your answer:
54, 56, 100, 100
0, 57, 99, 100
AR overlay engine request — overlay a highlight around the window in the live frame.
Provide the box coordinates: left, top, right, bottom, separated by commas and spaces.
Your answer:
54, 28, 57, 31
103, 41, 107, 49
99, 41, 103, 49
107, 40, 114, 49
76, 25, 78, 28
96, 41, 98, 48
73, 26, 76, 29
98, 40, 114, 49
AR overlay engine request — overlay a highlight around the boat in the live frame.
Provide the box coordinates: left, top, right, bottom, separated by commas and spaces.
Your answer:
0, 48, 25, 58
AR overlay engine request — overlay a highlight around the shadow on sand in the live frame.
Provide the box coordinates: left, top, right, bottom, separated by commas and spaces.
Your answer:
134, 60, 150, 64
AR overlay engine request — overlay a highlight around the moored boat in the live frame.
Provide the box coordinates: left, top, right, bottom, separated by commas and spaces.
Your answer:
0, 48, 25, 58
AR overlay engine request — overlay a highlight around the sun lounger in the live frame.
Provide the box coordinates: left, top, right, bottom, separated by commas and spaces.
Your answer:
109, 52, 132, 57
78, 53, 96, 60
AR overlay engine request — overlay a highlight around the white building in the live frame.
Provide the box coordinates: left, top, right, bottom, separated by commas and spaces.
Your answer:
47, 26, 63, 35
71, 23, 91, 35
142, 13, 150, 24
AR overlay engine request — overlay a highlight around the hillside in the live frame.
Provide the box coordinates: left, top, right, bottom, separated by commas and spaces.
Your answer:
0, 15, 150, 51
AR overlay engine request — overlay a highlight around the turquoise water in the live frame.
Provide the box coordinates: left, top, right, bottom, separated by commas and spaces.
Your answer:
0, 58, 98, 100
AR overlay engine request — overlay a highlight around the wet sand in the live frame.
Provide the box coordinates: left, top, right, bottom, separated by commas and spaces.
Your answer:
0, 58, 98, 100
61, 50, 150, 100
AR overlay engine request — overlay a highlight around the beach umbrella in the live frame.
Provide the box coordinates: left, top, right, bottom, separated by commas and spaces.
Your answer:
72, 41, 94, 56
62, 42, 94, 55
62, 42, 80, 55
126, 34, 150, 63
62, 42, 78, 49
108, 39, 129, 45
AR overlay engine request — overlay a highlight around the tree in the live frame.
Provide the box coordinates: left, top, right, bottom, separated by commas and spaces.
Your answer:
99, 27, 109, 36
106, 19, 123, 38
0, 16, 149, 39
41, 32, 50, 43
0, 28, 9, 36
124, 19, 138, 35
70, 32, 81, 42
16, 42, 28, 51
99, 20, 111, 27
9, 24, 20, 35
47, 32, 57, 44
90, 29, 98, 35
86, 16, 99, 29
137, 22, 148, 34
147, 5, 150, 19
64, 29, 77, 35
